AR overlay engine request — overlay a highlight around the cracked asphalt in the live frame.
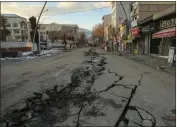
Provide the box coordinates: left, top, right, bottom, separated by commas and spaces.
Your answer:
1, 47, 175, 126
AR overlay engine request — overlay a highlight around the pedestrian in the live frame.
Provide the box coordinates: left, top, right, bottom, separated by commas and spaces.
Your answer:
63, 34, 67, 49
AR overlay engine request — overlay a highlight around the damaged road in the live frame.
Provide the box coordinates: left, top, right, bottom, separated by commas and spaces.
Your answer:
1, 48, 175, 126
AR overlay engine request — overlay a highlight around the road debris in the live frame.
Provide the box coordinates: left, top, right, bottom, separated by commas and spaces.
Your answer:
1, 48, 156, 127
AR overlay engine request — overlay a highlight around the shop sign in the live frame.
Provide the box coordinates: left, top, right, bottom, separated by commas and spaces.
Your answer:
141, 25, 156, 33
131, 27, 140, 37
160, 18, 176, 29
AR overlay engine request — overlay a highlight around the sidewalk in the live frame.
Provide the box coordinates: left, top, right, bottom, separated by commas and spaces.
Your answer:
122, 54, 175, 75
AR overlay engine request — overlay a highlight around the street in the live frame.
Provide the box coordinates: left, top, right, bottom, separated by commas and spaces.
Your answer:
1, 48, 175, 126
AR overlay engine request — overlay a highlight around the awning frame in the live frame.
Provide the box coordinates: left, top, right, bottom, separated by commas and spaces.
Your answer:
152, 27, 176, 39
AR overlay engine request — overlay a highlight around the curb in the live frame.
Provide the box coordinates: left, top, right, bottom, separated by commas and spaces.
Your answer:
125, 56, 176, 75
114, 52, 175, 75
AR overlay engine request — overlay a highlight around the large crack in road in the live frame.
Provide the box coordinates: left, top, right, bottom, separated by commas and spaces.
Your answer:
0, 48, 156, 127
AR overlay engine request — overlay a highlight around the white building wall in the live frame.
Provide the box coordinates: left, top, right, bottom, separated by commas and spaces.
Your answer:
112, 2, 130, 31
4, 15, 29, 42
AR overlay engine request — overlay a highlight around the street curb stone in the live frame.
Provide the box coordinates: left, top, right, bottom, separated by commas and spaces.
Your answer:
113, 52, 175, 75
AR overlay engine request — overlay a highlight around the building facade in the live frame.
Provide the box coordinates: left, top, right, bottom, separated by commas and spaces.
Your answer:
38, 24, 49, 41
152, 5, 176, 56
129, 2, 175, 55
102, 14, 111, 42
111, 1, 131, 52
111, 1, 131, 32
2, 14, 30, 42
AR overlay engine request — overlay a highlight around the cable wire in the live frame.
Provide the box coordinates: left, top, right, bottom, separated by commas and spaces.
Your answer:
47, 3, 130, 16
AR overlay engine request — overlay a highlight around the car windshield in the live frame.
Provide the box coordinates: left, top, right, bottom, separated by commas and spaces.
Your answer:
1, 1, 176, 127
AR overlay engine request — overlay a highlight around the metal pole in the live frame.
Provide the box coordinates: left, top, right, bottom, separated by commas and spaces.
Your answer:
32, 1, 47, 54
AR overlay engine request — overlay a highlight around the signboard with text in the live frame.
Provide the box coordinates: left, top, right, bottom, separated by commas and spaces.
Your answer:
160, 18, 176, 29
141, 24, 156, 33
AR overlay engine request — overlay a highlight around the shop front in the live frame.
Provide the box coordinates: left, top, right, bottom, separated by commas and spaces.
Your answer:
131, 27, 140, 55
141, 23, 156, 55
113, 36, 118, 52
152, 17, 176, 56
125, 35, 132, 54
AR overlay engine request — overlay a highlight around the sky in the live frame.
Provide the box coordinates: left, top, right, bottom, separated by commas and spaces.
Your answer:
1, 2, 112, 31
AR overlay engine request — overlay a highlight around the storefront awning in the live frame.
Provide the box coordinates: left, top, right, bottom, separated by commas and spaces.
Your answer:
152, 27, 176, 39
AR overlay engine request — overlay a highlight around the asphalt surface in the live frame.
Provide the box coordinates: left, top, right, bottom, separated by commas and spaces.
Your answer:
1, 47, 176, 126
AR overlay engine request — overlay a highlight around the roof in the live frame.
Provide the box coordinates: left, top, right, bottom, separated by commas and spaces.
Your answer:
2, 14, 27, 20
60, 24, 79, 28
102, 14, 111, 20
153, 5, 175, 20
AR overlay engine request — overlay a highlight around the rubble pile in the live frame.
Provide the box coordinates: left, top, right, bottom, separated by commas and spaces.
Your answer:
84, 48, 98, 56
1, 48, 107, 127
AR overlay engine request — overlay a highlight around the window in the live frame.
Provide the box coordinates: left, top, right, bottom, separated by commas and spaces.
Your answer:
13, 23, 18, 27
14, 29, 20, 34
6, 23, 11, 27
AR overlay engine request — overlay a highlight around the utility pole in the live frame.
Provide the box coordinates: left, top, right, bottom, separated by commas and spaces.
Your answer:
32, 1, 47, 54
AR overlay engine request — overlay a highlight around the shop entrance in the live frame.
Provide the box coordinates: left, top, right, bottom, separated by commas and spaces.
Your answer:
150, 38, 160, 54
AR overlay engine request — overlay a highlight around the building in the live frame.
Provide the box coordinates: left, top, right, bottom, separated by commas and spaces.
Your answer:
44, 23, 79, 42
151, 5, 176, 57
119, 19, 130, 54
111, 1, 131, 33
60, 24, 79, 38
138, 15, 155, 55
2, 14, 30, 42
102, 14, 111, 42
38, 24, 49, 41
111, 1, 131, 52
129, 2, 175, 55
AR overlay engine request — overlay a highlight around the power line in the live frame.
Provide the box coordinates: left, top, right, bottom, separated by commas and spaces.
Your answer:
47, 3, 130, 16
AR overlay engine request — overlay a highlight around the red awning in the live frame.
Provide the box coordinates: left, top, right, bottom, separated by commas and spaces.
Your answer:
152, 27, 176, 39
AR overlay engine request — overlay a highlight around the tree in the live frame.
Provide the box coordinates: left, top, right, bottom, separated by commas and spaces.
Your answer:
92, 23, 104, 44
29, 16, 40, 53
0, 16, 11, 41
79, 32, 86, 47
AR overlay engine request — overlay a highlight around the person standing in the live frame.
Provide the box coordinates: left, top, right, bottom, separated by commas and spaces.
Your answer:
63, 34, 67, 49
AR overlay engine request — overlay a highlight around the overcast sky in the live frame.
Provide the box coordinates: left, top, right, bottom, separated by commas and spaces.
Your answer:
2, 2, 112, 30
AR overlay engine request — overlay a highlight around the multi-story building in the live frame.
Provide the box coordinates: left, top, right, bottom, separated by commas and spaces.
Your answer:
2, 14, 30, 42
44, 23, 79, 42
130, 2, 175, 55
111, 1, 131, 35
102, 14, 111, 42
111, 1, 131, 52
130, 2, 175, 29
